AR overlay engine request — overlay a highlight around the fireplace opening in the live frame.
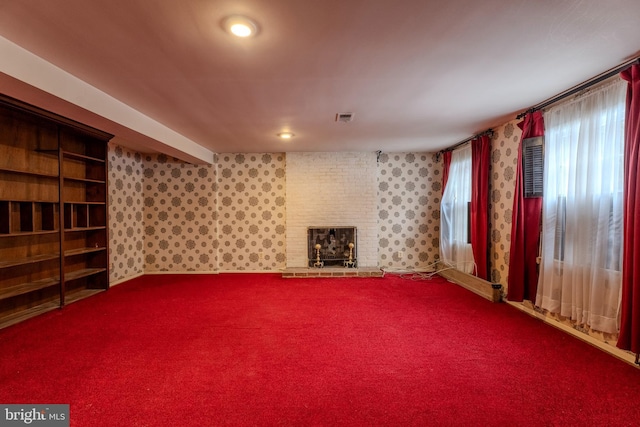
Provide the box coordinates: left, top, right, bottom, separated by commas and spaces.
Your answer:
307, 227, 357, 268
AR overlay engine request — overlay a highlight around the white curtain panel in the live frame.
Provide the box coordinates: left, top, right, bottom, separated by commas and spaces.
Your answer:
536, 78, 626, 334
440, 144, 475, 274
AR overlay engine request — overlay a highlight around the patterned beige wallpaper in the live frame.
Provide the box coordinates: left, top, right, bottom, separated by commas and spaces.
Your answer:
377, 152, 442, 270
108, 143, 145, 283
107, 135, 525, 281
488, 120, 521, 291
108, 148, 449, 278
142, 154, 218, 272
217, 153, 287, 271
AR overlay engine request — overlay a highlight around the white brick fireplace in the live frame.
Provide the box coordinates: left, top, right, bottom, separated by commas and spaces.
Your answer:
285, 152, 378, 268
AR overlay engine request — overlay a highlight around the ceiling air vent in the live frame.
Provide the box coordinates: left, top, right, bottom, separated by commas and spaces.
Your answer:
335, 112, 354, 123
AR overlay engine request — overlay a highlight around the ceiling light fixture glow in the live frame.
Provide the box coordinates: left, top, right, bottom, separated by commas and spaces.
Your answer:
223, 15, 258, 38
277, 132, 294, 140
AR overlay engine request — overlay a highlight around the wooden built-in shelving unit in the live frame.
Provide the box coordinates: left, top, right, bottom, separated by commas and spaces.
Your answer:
0, 94, 112, 329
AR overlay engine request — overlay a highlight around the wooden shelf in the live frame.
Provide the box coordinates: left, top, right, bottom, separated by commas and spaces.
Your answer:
0, 167, 58, 178
0, 201, 59, 234
64, 289, 103, 305
0, 301, 60, 330
0, 230, 59, 238
0, 253, 60, 269
63, 176, 106, 184
35, 149, 59, 156
0, 198, 59, 203
64, 247, 106, 257
65, 226, 106, 232
62, 150, 105, 163
0, 277, 60, 300
65, 268, 107, 282
64, 201, 105, 205
0, 94, 111, 328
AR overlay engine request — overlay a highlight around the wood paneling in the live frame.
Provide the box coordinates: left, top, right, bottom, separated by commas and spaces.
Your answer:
0, 94, 112, 329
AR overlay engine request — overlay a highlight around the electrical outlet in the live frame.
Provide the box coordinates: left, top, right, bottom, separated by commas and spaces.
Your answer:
258, 251, 263, 260
397, 251, 404, 259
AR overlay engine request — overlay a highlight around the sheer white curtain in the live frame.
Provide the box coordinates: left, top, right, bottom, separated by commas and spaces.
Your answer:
536, 78, 626, 334
440, 144, 474, 273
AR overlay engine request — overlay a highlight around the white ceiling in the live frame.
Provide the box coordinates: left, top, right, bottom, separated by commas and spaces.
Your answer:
0, 0, 639, 161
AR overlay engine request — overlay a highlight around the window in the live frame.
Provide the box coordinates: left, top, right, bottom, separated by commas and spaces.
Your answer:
440, 144, 475, 273
553, 195, 566, 261
536, 78, 626, 334
552, 192, 621, 270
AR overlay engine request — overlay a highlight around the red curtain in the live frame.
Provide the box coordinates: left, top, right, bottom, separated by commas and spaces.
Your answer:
618, 64, 640, 355
442, 151, 452, 190
507, 111, 544, 302
471, 135, 491, 280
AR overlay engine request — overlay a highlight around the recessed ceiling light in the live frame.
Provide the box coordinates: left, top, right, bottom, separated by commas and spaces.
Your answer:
223, 15, 258, 38
277, 132, 295, 140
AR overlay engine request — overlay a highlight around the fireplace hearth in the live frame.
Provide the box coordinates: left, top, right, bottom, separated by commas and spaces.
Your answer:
307, 227, 357, 268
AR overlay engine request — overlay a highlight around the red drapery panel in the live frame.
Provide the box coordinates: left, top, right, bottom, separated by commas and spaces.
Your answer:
507, 111, 544, 302
442, 151, 452, 190
471, 135, 491, 280
618, 64, 640, 354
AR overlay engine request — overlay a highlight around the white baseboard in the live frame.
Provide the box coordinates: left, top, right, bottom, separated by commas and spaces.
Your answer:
131, 270, 284, 275
143, 270, 220, 275
381, 267, 436, 274
109, 272, 144, 286
506, 300, 638, 368
436, 263, 501, 302
218, 270, 283, 274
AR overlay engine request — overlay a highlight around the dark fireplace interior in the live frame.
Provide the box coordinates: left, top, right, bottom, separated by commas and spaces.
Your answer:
307, 227, 357, 268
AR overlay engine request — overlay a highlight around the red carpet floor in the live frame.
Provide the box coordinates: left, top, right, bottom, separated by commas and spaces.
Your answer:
1, 273, 639, 426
